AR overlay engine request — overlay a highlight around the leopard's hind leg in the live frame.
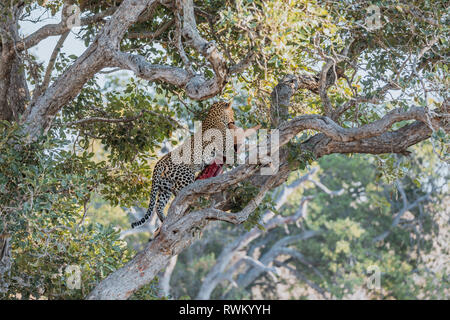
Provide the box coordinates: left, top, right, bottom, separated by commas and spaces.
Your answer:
148, 180, 173, 242
155, 180, 173, 223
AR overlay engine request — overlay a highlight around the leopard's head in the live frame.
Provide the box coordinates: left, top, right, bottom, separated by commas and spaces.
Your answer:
207, 101, 234, 127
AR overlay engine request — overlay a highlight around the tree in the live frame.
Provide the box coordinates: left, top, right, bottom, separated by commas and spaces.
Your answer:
0, 0, 448, 299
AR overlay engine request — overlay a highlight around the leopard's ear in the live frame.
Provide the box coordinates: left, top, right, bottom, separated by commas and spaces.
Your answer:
224, 101, 232, 109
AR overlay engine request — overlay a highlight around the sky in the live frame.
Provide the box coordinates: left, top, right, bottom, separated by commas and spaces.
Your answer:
21, 9, 85, 67
19, 6, 130, 88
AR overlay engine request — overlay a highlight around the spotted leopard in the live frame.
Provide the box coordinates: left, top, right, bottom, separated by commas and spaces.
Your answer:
131, 101, 236, 228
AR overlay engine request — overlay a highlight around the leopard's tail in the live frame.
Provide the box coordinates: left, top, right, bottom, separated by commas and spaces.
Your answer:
131, 181, 159, 229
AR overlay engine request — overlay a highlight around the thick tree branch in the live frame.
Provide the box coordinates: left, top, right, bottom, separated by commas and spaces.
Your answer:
110, 50, 191, 87
15, 7, 118, 52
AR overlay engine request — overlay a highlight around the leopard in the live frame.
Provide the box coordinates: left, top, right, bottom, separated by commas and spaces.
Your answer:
130, 101, 237, 229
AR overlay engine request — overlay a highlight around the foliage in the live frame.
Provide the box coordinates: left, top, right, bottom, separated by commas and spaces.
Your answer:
292, 150, 446, 299
0, 122, 159, 299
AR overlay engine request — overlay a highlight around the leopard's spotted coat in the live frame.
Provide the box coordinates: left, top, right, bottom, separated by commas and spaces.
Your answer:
131, 102, 235, 228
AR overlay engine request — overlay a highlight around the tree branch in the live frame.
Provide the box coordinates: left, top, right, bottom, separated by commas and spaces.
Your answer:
128, 18, 174, 40
372, 183, 431, 243
34, 31, 70, 100
16, 7, 118, 52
